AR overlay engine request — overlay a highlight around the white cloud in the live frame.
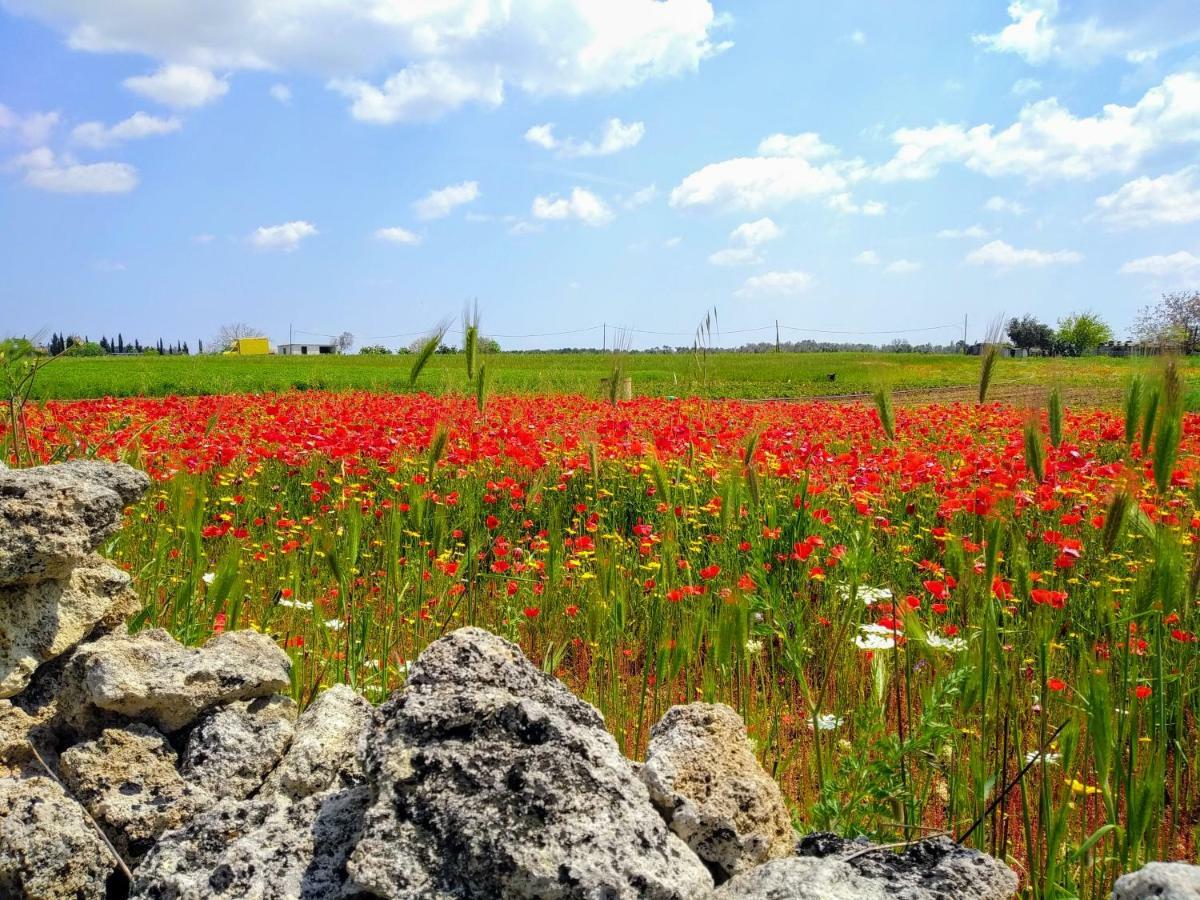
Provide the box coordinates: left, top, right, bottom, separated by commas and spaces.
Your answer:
734, 270, 812, 299
965, 239, 1082, 269
854, 250, 881, 265
1012, 77, 1043, 96
984, 196, 1027, 215
249, 220, 317, 251
875, 72, 1200, 182
531, 186, 613, 226
972, 0, 1126, 66
269, 83, 293, 104
757, 132, 838, 160
1094, 167, 1200, 229
0, 104, 59, 145
827, 193, 886, 215
10, 147, 137, 193
884, 259, 922, 274
374, 226, 421, 245
524, 117, 644, 157
413, 181, 480, 220
124, 64, 228, 108
1120, 251, 1200, 277
938, 224, 992, 239
670, 154, 848, 212
330, 62, 503, 124
14, 1, 723, 123
708, 247, 761, 266
619, 184, 658, 209
71, 111, 181, 148
729, 217, 783, 246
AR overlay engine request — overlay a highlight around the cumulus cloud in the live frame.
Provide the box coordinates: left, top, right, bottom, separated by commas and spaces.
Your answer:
884, 259, 922, 274
71, 111, 181, 148
413, 181, 480, 220
1120, 251, 1200, 278
1012, 77, 1043, 96
124, 64, 229, 108
10, 147, 137, 193
0, 104, 60, 145
269, 83, 293, 104
618, 184, 657, 209
9, 0, 724, 123
249, 220, 318, 251
984, 196, 1026, 215
756, 132, 838, 160
708, 247, 762, 266
972, 0, 1126, 66
1094, 167, 1200, 229
853, 250, 881, 265
874, 72, 1200, 182
965, 239, 1082, 269
374, 226, 421, 245
938, 224, 992, 239
734, 270, 812, 299
524, 117, 645, 157
827, 193, 886, 216
708, 217, 783, 266
531, 186, 613, 226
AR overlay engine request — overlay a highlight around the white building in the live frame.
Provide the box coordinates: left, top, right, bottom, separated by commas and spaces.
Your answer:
276, 343, 335, 356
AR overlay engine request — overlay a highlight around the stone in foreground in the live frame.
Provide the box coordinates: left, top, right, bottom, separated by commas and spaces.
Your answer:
0, 460, 149, 586
131, 787, 370, 900
68, 627, 291, 732
260, 683, 370, 801
182, 694, 297, 800
716, 832, 1018, 899
1112, 861, 1200, 899
641, 702, 796, 881
58, 723, 214, 860
0, 557, 140, 698
348, 627, 714, 899
0, 774, 115, 899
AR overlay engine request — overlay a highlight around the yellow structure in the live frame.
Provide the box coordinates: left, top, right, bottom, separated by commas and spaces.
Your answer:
224, 337, 271, 356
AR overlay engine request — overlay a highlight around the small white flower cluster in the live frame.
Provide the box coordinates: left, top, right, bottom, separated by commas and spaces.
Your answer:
1024, 750, 1061, 766
278, 598, 314, 610
925, 633, 967, 653
201, 572, 216, 585
837, 585, 893, 606
324, 618, 345, 631
808, 714, 845, 731
745, 639, 764, 654
853, 623, 898, 650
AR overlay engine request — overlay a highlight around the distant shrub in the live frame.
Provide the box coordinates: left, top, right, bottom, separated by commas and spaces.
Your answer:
65, 341, 106, 357
359, 345, 393, 355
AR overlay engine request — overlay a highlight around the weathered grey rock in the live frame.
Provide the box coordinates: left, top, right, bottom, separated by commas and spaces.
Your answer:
0, 461, 149, 585
0, 556, 140, 698
260, 684, 370, 801
716, 833, 1017, 900
1112, 861, 1200, 899
0, 774, 114, 899
182, 694, 296, 800
0, 699, 59, 777
65, 627, 291, 732
131, 786, 370, 899
58, 723, 214, 859
641, 702, 795, 880
347, 627, 713, 899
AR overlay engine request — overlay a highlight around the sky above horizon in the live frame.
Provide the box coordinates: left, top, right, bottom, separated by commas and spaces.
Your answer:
2, 0, 1199, 351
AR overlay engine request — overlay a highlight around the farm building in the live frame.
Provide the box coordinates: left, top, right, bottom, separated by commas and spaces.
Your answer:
277, 342, 336, 356
224, 337, 271, 356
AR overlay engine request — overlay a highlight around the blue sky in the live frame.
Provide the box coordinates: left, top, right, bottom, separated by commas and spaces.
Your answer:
2, 1, 1199, 350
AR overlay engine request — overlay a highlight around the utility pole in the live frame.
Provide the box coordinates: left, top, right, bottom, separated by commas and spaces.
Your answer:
962, 314, 968, 353
775, 319, 780, 353
603, 322, 606, 352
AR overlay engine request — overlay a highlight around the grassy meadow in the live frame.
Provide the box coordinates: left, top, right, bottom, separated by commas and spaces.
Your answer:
28, 349, 1191, 404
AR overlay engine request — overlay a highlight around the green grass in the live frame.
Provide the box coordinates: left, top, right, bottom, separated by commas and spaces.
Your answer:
29, 351, 1189, 401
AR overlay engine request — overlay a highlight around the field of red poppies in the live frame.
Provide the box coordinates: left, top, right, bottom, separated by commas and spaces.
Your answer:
8, 376, 1196, 898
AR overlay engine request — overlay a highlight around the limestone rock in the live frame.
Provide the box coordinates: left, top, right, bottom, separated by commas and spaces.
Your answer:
260, 683, 370, 801
1112, 861, 1200, 899
67, 627, 291, 732
0, 556, 140, 698
641, 702, 795, 880
0, 461, 149, 585
0, 774, 114, 899
58, 723, 214, 859
182, 694, 297, 800
716, 833, 1017, 900
347, 626, 713, 899
130, 786, 371, 899
0, 699, 58, 777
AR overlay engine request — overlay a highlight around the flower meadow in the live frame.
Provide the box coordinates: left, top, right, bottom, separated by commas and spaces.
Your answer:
10, 381, 1199, 897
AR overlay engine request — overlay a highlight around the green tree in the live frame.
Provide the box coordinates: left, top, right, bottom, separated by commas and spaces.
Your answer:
1006, 315, 1055, 352
1056, 311, 1113, 356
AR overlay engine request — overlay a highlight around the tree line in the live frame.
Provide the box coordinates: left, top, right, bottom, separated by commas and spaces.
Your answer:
45, 333, 197, 356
